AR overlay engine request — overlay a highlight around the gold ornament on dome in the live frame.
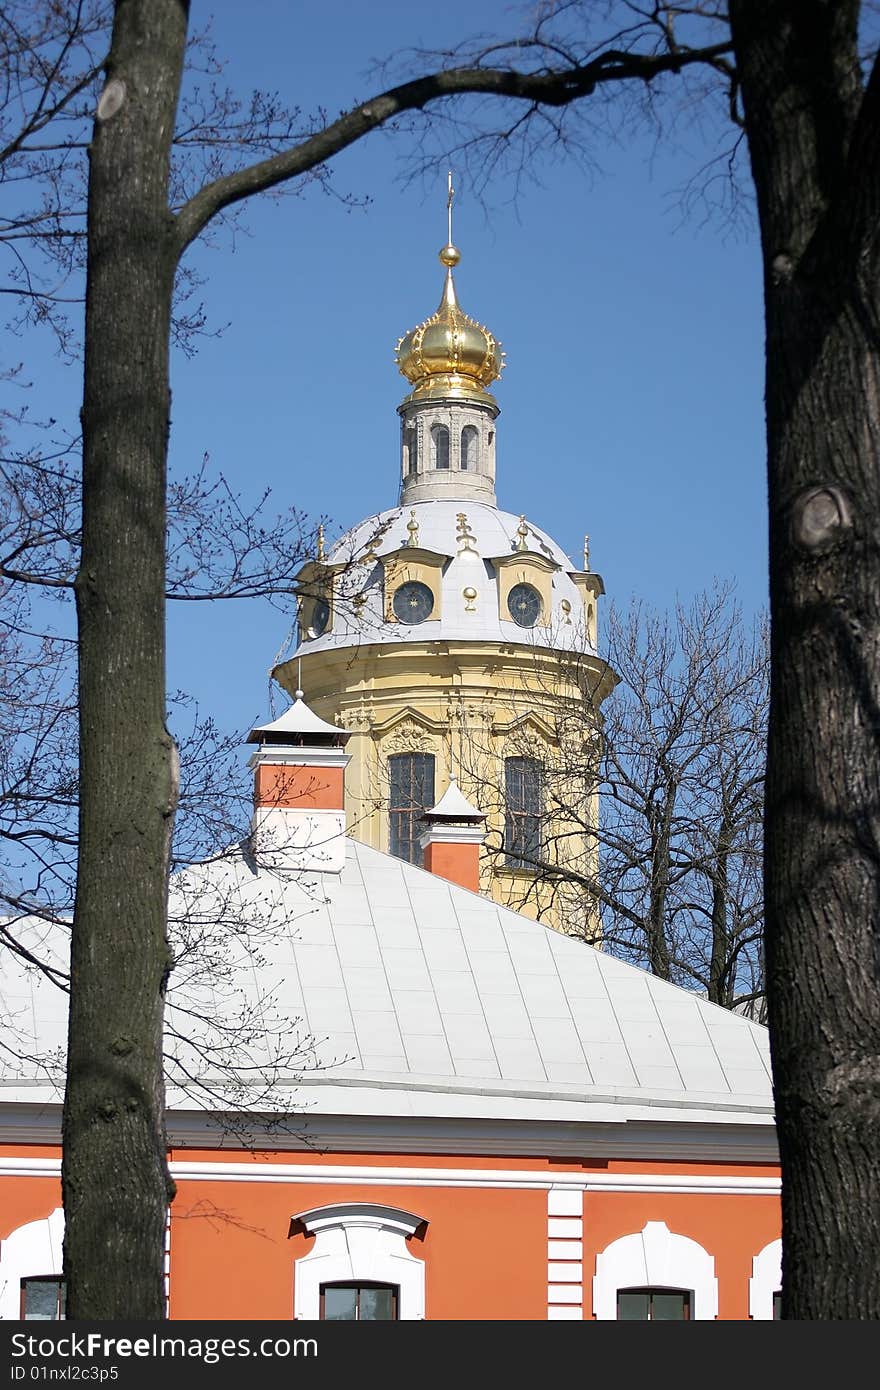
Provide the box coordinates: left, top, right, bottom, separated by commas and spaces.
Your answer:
456, 512, 478, 553
395, 172, 504, 405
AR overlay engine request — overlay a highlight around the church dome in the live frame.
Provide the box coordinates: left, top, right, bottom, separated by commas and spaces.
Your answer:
395, 244, 504, 406
294, 499, 598, 660
286, 187, 603, 677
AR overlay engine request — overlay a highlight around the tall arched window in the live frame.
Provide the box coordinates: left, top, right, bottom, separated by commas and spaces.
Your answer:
504, 756, 543, 868
431, 424, 450, 470
389, 753, 435, 864
460, 425, 478, 470
404, 427, 418, 475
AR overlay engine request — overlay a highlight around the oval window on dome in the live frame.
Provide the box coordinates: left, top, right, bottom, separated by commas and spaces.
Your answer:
307, 598, 330, 639
393, 581, 434, 624
507, 583, 542, 628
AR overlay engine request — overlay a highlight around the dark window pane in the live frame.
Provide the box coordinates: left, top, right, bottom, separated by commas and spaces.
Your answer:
22, 1278, 65, 1320
359, 1286, 396, 1320
504, 757, 543, 868
406, 428, 418, 474
389, 753, 435, 865
323, 1286, 358, 1320
651, 1291, 689, 1320
320, 1283, 398, 1321
617, 1291, 650, 1320
432, 425, 450, 469
392, 581, 434, 624
507, 582, 542, 627
617, 1287, 690, 1321
461, 426, 478, 470
772, 1291, 782, 1320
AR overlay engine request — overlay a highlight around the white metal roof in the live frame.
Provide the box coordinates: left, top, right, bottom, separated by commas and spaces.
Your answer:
0, 837, 774, 1134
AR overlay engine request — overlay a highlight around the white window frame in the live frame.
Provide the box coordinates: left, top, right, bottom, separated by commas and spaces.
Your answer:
749, 1238, 782, 1319
0, 1207, 64, 1321
593, 1220, 718, 1320
293, 1203, 427, 1321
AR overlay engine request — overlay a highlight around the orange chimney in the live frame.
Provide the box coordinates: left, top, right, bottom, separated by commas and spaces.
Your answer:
418, 780, 486, 893
246, 691, 351, 872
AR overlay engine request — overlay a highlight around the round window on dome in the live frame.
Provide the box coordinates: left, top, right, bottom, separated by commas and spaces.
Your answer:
307, 598, 330, 639
507, 582, 542, 628
393, 581, 434, 624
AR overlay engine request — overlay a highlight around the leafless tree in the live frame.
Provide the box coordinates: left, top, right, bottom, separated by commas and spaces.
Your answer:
475, 586, 768, 1018
4, 0, 878, 1319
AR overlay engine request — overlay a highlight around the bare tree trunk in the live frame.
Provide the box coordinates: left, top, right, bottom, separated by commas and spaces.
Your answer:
62, 0, 186, 1321
708, 804, 733, 1008
647, 795, 673, 979
731, 0, 880, 1319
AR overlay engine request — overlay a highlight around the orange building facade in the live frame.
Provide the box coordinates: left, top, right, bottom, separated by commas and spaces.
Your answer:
1, 1147, 781, 1321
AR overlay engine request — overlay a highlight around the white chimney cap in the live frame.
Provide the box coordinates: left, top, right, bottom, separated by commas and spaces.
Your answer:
247, 693, 348, 744
421, 778, 485, 823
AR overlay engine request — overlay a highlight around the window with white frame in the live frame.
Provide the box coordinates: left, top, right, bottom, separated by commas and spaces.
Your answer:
0, 1208, 65, 1322
320, 1281, 398, 1320
749, 1238, 782, 1320
593, 1222, 718, 1321
292, 1203, 427, 1321
21, 1276, 66, 1320
616, 1287, 691, 1320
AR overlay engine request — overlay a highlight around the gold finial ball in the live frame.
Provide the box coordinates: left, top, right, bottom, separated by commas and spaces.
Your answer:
439, 243, 461, 267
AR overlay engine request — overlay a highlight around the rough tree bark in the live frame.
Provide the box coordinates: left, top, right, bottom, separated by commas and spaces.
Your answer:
64, 0, 186, 1321
730, 0, 880, 1318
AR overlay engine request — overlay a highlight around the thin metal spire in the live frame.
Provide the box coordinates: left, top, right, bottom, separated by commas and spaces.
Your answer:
447, 169, 454, 246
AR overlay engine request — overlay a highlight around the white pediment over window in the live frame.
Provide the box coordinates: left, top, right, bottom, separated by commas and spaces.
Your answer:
292, 1203, 427, 1321
593, 1220, 718, 1320
0, 1207, 64, 1321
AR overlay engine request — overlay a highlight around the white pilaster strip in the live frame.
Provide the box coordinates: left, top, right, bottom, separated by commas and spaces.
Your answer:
547, 1188, 583, 1319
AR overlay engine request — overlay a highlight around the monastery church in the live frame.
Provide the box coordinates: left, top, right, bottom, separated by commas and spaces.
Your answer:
0, 208, 781, 1321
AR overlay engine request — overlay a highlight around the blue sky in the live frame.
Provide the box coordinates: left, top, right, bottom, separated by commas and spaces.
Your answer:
30, 2, 768, 738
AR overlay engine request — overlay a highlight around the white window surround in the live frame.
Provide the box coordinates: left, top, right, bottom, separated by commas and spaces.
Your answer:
0, 1207, 64, 1320
593, 1221, 719, 1320
293, 1202, 427, 1321
749, 1238, 782, 1319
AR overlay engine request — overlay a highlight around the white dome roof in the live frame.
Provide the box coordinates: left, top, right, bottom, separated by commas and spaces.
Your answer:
296, 499, 599, 658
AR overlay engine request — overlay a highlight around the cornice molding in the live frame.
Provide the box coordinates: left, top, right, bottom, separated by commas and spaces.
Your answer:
0, 1154, 780, 1196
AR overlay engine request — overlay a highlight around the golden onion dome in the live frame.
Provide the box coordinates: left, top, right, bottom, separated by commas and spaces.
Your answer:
396, 242, 504, 405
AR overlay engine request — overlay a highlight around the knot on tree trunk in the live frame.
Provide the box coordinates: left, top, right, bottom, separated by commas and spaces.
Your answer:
790, 485, 852, 552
